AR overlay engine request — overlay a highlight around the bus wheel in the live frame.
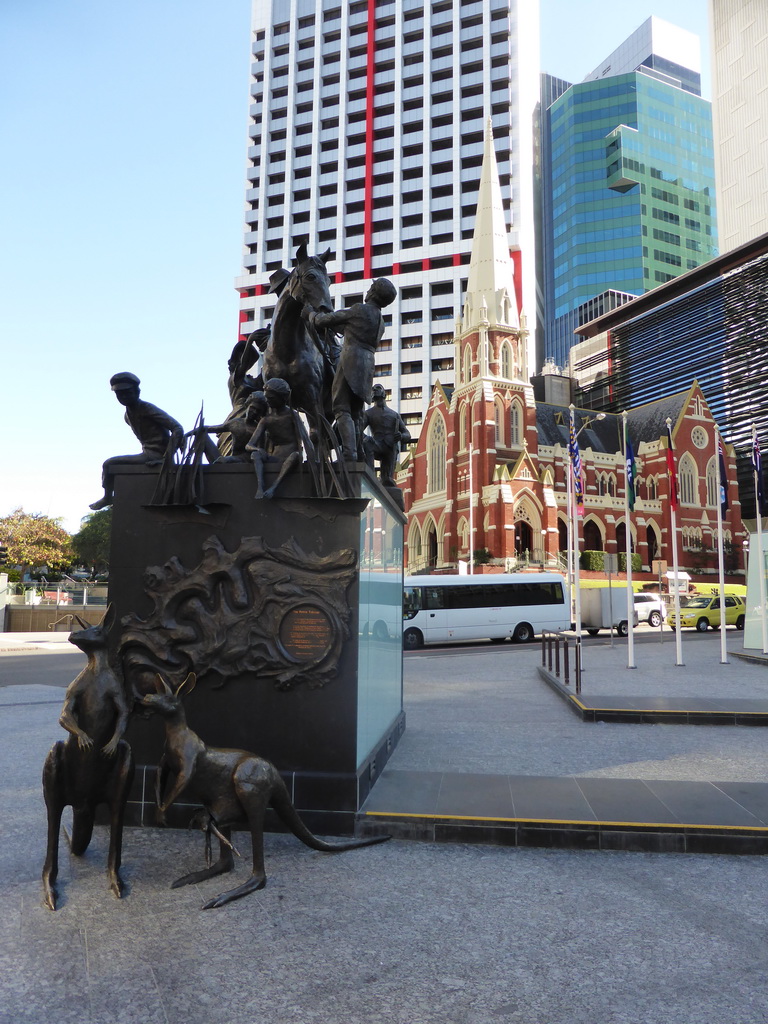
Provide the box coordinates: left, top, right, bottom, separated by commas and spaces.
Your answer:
512, 622, 534, 643
403, 628, 423, 650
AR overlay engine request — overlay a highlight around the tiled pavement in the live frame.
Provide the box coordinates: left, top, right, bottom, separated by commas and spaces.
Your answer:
4, 630, 768, 1023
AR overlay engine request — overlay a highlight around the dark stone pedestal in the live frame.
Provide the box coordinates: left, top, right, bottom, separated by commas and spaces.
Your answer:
110, 461, 405, 835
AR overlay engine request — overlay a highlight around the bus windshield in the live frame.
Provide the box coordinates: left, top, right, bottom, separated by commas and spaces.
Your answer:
403, 587, 422, 620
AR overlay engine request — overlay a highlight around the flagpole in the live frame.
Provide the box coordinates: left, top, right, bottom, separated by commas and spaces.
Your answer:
715, 430, 728, 665
573, 482, 582, 641
570, 405, 582, 642
752, 423, 768, 653
666, 417, 684, 667
468, 441, 474, 575
565, 446, 574, 624
623, 411, 636, 669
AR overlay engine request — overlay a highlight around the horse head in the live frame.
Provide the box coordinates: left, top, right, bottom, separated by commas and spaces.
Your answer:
288, 244, 333, 314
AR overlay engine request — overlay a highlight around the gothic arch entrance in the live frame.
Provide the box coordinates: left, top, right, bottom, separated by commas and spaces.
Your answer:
515, 520, 532, 555
616, 521, 635, 554
646, 524, 659, 566
583, 519, 602, 551
558, 518, 568, 552
425, 522, 438, 567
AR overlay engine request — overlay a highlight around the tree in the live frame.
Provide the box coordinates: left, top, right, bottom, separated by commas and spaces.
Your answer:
0, 508, 73, 575
71, 509, 112, 572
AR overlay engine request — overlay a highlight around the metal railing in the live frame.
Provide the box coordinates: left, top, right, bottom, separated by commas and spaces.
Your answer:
541, 630, 582, 694
5, 581, 108, 607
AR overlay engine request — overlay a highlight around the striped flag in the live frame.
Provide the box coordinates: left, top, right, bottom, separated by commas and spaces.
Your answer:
718, 435, 729, 514
666, 424, 678, 511
625, 422, 636, 511
753, 431, 766, 516
568, 408, 584, 515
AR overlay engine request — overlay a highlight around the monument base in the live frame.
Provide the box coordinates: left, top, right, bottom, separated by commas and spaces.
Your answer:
108, 461, 406, 835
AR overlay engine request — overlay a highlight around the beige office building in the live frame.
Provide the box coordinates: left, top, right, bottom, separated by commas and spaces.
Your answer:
710, 0, 768, 250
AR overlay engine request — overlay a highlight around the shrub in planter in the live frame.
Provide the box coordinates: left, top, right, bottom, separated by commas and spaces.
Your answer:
580, 550, 606, 571
618, 552, 642, 573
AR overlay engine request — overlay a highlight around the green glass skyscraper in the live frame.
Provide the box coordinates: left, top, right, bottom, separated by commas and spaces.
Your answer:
541, 18, 718, 367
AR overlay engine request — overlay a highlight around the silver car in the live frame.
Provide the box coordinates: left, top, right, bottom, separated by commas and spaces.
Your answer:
633, 592, 666, 628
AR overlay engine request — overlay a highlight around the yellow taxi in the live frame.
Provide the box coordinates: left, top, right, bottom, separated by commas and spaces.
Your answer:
668, 594, 746, 632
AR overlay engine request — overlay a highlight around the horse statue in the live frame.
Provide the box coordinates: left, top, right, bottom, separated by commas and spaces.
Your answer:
262, 243, 337, 434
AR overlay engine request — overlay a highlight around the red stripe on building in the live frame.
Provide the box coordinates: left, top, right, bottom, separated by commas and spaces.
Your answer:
510, 249, 523, 313
238, 308, 250, 341
363, 0, 377, 280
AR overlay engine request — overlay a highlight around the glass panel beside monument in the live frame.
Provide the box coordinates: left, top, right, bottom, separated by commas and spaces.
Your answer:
357, 477, 405, 767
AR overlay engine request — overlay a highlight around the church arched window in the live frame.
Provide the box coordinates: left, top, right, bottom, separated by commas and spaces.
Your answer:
427, 415, 447, 493
510, 401, 522, 445
706, 457, 718, 507
494, 398, 505, 446
679, 454, 698, 506
500, 341, 514, 379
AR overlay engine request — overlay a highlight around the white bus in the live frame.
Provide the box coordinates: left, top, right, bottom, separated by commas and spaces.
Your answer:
403, 573, 570, 649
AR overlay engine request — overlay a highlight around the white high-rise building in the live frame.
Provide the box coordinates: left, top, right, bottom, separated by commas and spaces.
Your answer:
236, 0, 540, 437
709, 0, 768, 251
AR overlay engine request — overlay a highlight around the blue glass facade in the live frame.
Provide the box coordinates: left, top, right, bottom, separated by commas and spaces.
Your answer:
542, 71, 718, 367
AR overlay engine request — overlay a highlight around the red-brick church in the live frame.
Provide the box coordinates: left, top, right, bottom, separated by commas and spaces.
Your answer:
396, 127, 746, 578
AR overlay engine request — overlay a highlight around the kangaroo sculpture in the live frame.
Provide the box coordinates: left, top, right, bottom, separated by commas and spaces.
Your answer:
142, 673, 389, 909
42, 606, 134, 910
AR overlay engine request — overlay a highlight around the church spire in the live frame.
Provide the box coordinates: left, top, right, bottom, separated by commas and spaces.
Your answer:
463, 119, 519, 332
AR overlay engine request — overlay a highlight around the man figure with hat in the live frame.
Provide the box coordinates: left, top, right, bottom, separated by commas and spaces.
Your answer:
301, 278, 397, 462
89, 373, 185, 510
362, 383, 411, 487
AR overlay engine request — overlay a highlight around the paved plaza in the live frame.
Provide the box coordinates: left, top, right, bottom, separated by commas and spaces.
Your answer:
2, 630, 768, 1023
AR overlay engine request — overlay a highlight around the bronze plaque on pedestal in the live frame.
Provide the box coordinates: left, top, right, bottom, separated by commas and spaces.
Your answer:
279, 605, 333, 662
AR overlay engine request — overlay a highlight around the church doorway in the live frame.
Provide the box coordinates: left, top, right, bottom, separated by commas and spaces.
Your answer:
426, 523, 438, 567
515, 520, 532, 556
582, 519, 602, 552
646, 525, 659, 567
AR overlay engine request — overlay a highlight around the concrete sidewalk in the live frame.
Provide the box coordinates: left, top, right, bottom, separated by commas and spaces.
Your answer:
0, 631, 82, 654
3, 632, 768, 1023
360, 632, 768, 852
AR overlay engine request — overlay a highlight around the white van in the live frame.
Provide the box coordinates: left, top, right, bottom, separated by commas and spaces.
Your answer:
403, 573, 569, 649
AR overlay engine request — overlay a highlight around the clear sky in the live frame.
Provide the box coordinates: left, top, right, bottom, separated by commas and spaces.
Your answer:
0, 0, 708, 537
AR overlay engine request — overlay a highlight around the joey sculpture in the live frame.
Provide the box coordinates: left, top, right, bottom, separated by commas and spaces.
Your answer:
42, 606, 134, 910
142, 673, 389, 909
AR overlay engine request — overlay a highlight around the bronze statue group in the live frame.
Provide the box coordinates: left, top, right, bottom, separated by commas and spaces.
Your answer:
89, 247, 411, 510
48, 248, 402, 913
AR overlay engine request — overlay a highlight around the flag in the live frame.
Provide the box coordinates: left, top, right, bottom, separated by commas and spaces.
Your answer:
666, 424, 678, 511
753, 432, 766, 516
718, 434, 729, 515
625, 423, 636, 511
568, 408, 584, 515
